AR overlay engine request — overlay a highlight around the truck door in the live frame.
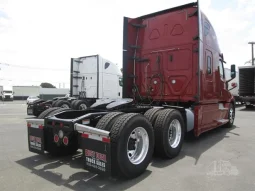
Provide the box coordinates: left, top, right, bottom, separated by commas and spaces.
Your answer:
204, 50, 215, 101
217, 59, 226, 101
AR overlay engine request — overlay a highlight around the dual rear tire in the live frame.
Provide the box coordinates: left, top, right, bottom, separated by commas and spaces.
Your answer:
95, 108, 185, 179
144, 108, 185, 159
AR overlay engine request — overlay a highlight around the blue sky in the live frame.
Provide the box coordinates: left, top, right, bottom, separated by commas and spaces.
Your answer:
0, 0, 255, 87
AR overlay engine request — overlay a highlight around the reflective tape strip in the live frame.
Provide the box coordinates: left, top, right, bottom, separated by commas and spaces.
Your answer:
82, 133, 110, 143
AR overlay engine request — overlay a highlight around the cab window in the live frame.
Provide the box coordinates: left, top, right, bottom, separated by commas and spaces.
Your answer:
219, 60, 224, 79
119, 77, 123, 87
207, 56, 212, 74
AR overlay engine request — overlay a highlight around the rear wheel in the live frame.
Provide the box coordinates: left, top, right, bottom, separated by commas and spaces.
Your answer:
37, 107, 60, 119
154, 109, 185, 159
47, 108, 71, 117
96, 112, 124, 131
55, 100, 71, 108
71, 100, 78, 109
74, 100, 89, 110
144, 108, 162, 127
52, 100, 60, 107
110, 113, 154, 179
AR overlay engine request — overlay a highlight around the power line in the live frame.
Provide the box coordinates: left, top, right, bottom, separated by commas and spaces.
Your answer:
0, 62, 69, 71
0, 78, 69, 84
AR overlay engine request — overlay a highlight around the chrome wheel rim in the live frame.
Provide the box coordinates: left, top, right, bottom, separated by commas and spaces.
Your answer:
79, 104, 87, 110
127, 127, 149, 165
61, 104, 69, 108
229, 107, 235, 123
168, 119, 182, 148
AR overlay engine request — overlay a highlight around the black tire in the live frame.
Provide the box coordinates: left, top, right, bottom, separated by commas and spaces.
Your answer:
144, 108, 163, 127
110, 113, 154, 179
74, 100, 89, 110
154, 109, 185, 159
225, 103, 235, 128
52, 100, 60, 107
71, 100, 78, 109
55, 100, 71, 108
47, 108, 71, 117
96, 112, 124, 131
37, 107, 60, 119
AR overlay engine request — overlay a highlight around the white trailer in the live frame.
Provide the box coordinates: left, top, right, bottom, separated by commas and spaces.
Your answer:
69, 54, 123, 109
224, 68, 241, 104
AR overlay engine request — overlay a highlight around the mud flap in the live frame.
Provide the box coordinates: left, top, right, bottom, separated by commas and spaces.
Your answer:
75, 123, 111, 177
26, 119, 45, 154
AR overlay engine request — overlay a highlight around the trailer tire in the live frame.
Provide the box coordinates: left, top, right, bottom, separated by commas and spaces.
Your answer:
47, 108, 71, 117
154, 109, 185, 159
225, 103, 235, 128
110, 113, 154, 179
96, 112, 124, 131
52, 100, 60, 107
37, 107, 60, 119
71, 100, 78, 109
55, 100, 71, 108
74, 100, 89, 110
144, 108, 162, 127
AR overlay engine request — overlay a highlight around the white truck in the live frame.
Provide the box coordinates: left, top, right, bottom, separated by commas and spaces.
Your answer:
66, 54, 123, 110
224, 68, 241, 104
1, 86, 14, 101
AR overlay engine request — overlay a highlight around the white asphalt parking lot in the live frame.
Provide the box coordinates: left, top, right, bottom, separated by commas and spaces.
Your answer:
0, 101, 255, 191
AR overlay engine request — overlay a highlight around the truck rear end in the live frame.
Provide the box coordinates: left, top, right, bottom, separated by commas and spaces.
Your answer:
239, 65, 255, 107
25, 1, 236, 180
122, 2, 199, 103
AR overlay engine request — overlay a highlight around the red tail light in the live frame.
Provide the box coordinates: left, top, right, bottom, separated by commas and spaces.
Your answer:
63, 136, 69, 145
54, 134, 59, 143
27, 123, 31, 128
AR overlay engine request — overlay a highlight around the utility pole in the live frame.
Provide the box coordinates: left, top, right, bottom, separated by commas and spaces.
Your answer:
248, 42, 255, 66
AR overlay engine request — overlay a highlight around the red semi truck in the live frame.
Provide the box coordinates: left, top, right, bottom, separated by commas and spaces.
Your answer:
26, 1, 236, 179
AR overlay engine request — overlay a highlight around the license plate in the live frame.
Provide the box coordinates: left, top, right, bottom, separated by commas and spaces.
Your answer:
27, 109, 33, 115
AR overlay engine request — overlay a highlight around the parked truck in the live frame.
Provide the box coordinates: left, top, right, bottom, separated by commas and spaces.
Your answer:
238, 65, 255, 108
69, 54, 123, 110
1, 86, 14, 101
225, 68, 240, 104
26, 1, 236, 179
27, 55, 123, 116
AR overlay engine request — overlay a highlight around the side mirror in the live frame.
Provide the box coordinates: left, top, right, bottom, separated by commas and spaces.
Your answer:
230, 64, 236, 79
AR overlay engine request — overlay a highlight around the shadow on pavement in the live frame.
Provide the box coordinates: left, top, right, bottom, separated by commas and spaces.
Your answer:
16, 151, 151, 191
239, 107, 255, 112
16, 124, 239, 190
151, 125, 239, 168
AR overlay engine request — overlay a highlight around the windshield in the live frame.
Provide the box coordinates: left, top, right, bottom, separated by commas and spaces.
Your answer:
119, 77, 123, 87
3, 91, 12, 94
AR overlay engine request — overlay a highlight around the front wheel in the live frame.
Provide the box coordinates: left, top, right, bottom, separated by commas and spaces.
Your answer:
225, 103, 235, 128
